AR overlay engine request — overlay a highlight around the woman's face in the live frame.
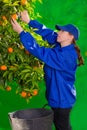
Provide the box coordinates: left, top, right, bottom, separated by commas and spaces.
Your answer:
57, 30, 74, 43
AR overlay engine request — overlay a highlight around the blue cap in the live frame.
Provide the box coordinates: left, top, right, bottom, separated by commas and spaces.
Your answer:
55, 24, 80, 40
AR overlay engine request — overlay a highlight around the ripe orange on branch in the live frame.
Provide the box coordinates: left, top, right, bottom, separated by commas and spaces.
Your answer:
0, 65, 7, 71
25, 50, 30, 55
8, 47, 13, 53
6, 86, 12, 91
11, 14, 18, 20
2, 16, 7, 21
21, 0, 27, 5
27, 92, 31, 97
32, 89, 38, 96
21, 91, 27, 98
0, 21, 2, 25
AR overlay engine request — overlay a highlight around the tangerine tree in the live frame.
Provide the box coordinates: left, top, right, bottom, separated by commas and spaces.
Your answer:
0, 0, 47, 101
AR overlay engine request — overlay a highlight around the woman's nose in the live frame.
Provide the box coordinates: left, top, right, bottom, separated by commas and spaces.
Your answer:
58, 31, 61, 36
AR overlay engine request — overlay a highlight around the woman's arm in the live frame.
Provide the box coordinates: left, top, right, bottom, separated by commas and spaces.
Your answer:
29, 20, 58, 45
19, 31, 64, 70
11, 19, 63, 70
20, 10, 58, 45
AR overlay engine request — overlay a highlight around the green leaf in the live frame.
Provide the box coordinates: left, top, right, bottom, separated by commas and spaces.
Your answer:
16, 53, 24, 62
19, 69, 31, 74
8, 72, 13, 80
3, 71, 9, 78
23, 73, 30, 80
0, 85, 5, 90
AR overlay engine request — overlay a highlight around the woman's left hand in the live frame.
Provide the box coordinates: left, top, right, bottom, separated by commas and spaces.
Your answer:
11, 19, 23, 34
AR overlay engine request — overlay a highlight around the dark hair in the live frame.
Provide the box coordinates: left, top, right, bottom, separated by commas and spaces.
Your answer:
73, 39, 84, 66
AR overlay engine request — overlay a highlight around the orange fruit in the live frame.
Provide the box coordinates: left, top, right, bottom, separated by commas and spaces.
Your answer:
0, 65, 7, 71
21, 0, 27, 5
27, 92, 31, 97
11, 14, 18, 20
8, 47, 13, 53
25, 50, 30, 55
32, 89, 38, 96
6, 86, 11, 91
21, 91, 27, 98
0, 21, 2, 25
2, 16, 7, 21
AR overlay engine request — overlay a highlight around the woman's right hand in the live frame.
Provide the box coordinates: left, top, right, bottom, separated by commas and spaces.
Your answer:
20, 10, 30, 24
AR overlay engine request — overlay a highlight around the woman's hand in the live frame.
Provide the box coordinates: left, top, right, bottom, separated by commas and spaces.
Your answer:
11, 19, 23, 34
20, 10, 30, 24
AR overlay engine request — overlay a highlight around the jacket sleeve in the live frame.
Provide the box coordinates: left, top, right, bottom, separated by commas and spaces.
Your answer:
28, 20, 58, 45
19, 31, 64, 70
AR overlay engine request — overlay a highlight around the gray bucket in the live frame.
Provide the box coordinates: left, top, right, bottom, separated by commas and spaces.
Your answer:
8, 108, 53, 130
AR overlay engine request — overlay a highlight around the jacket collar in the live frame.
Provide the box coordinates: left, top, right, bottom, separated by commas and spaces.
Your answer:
60, 44, 75, 51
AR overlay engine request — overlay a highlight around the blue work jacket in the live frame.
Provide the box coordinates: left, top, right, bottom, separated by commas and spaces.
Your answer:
19, 20, 78, 108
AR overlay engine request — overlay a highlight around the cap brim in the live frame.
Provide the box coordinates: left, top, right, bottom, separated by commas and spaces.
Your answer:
55, 25, 71, 33
55, 25, 61, 30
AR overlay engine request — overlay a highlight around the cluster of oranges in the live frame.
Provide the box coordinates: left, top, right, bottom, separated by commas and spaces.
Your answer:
21, 89, 38, 98
0, 47, 13, 91
0, 14, 17, 26
0, 0, 27, 25
5, 86, 38, 98
0, 47, 13, 71
0, 44, 38, 98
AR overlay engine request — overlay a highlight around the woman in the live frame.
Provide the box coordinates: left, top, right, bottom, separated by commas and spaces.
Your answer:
11, 10, 84, 130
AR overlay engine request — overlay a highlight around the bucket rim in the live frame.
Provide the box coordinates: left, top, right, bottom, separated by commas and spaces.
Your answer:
8, 108, 54, 120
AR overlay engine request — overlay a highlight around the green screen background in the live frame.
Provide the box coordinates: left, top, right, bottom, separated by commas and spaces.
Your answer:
0, 0, 87, 130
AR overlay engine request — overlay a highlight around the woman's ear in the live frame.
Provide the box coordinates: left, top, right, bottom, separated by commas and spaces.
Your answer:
69, 32, 74, 40
69, 34, 74, 41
